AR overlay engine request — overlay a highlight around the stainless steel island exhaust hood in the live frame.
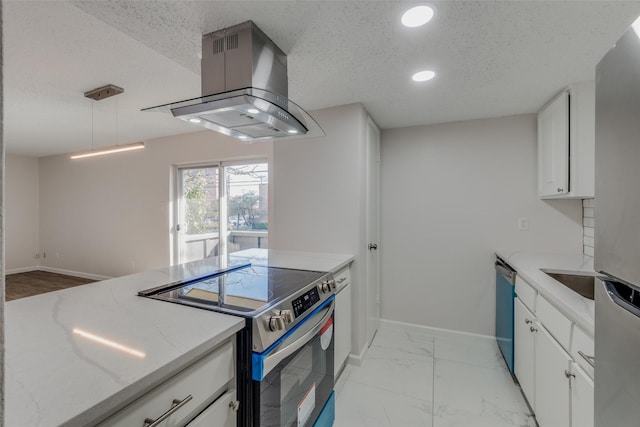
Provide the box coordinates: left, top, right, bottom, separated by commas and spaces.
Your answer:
143, 21, 323, 142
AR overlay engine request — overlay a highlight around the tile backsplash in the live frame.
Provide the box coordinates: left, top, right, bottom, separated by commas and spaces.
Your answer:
583, 198, 595, 257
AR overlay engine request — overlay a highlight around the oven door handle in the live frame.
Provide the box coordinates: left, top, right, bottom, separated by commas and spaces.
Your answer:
256, 299, 335, 380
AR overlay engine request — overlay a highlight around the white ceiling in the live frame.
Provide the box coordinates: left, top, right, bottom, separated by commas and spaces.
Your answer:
5, 1, 640, 157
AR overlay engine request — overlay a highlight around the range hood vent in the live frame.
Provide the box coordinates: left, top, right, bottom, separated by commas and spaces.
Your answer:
143, 21, 323, 142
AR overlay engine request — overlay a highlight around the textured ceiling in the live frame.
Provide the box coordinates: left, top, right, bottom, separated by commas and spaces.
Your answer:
5, 1, 640, 157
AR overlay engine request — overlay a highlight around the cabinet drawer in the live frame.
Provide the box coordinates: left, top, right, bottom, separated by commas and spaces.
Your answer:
515, 277, 537, 312
334, 266, 351, 292
187, 389, 236, 427
99, 340, 235, 427
537, 296, 572, 351
571, 325, 595, 379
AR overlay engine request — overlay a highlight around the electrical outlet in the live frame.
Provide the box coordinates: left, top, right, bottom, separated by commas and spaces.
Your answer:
518, 217, 529, 231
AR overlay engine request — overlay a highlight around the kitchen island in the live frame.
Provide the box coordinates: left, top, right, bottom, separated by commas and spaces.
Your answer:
6, 249, 353, 426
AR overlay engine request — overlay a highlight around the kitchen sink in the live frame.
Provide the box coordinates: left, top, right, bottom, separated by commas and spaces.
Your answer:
541, 270, 596, 300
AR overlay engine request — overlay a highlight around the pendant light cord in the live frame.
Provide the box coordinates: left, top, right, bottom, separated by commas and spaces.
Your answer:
91, 101, 94, 151
115, 98, 118, 147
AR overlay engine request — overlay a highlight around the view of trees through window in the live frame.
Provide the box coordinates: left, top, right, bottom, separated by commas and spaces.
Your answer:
182, 167, 219, 234
226, 163, 268, 231
178, 161, 268, 263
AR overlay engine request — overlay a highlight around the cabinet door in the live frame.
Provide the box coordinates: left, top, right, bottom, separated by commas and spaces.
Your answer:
571, 363, 594, 427
335, 283, 352, 378
514, 299, 536, 408
187, 390, 237, 427
535, 326, 571, 427
538, 91, 569, 197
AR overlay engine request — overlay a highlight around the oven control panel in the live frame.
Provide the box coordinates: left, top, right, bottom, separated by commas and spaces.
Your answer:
292, 287, 321, 318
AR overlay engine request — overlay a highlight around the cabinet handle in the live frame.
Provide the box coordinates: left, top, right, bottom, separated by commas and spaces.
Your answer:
557, 187, 564, 193
143, 395, 193, 427
525, 318, 532, 324
564, 370, 575, 379
229, 400, 240, 412
529, 326, 538, 333
578, 350, 596, 368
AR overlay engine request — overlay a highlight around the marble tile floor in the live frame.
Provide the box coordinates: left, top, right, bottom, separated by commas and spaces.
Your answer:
334, 322, 537, 427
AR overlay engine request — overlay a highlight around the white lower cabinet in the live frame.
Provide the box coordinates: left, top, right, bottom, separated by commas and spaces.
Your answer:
187, 389, 237, 427
570, 362, 594, 427
99, 339, 237, 427
514, 298, 536, 409
335, 282, 351, 378
534, 326, 571, 427
513, 277, 594, 427
334, 266, 352, 379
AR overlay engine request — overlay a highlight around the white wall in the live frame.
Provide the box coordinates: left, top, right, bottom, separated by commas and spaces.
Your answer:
5, 154, 40, 273
38, 131, 272, 278
380, 114, 583, 335
272, 103, 370, 355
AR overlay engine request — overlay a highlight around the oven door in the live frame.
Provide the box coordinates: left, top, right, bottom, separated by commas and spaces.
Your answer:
252, 296, 335, 427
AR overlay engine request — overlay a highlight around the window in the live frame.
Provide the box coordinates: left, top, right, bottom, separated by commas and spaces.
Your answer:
175, 160, 268, 264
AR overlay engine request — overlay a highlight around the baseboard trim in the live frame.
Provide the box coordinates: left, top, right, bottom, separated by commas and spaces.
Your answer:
347, 342, 370, 367
380, 318, 495, 340
37, 266, 112, 281
5, 266, 40, 275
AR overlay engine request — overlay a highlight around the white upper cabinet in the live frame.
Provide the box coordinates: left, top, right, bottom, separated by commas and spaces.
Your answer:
538, 90, 569, 196
537, 81, 595, 199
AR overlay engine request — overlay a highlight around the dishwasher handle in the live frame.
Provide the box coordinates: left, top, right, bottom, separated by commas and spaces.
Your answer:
495, 258, 517, 285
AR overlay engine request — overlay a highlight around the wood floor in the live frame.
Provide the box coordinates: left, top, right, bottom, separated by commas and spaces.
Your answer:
5, 271, 96, 301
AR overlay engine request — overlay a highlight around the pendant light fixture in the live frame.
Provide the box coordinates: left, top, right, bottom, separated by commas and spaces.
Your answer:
70, 84, 145, 159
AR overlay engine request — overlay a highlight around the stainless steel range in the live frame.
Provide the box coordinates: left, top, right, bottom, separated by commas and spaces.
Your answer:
139, 263, 337, 427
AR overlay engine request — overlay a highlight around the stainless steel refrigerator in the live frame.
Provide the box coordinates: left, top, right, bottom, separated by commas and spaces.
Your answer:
595, 20, 640, 427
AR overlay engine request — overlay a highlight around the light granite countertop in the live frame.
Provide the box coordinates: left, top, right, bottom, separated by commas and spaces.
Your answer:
6, 249, 353, 426
229, 248, 354, 273
496, 251, 596, 336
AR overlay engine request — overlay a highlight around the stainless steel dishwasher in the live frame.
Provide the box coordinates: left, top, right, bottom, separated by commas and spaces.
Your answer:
495, 256, 516, 375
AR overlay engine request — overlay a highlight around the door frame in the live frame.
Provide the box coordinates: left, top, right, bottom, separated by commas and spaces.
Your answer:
365, 117, 381, 346
171, 158, 269, 266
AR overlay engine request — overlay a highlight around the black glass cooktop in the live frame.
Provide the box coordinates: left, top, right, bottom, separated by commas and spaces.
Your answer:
148, 265, 326, 315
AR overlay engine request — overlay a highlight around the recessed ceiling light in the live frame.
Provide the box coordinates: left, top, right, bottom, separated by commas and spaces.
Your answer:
412, 70, 436, 82
401, 5, 434, 28
247, 108, 260, 114
238, 135, 249, 140
287, 129, 299, 134
188, 118, 201, 123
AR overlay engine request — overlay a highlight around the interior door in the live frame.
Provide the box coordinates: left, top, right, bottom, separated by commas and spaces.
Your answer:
366, 118, 381, 346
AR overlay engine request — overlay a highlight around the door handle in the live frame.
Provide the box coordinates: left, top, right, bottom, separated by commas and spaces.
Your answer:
257, 299, 335, 380
368, 243, 378, 250
143, 395, 193, 427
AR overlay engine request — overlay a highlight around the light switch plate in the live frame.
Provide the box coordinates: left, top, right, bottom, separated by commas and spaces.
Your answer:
518, 217, 529, 231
